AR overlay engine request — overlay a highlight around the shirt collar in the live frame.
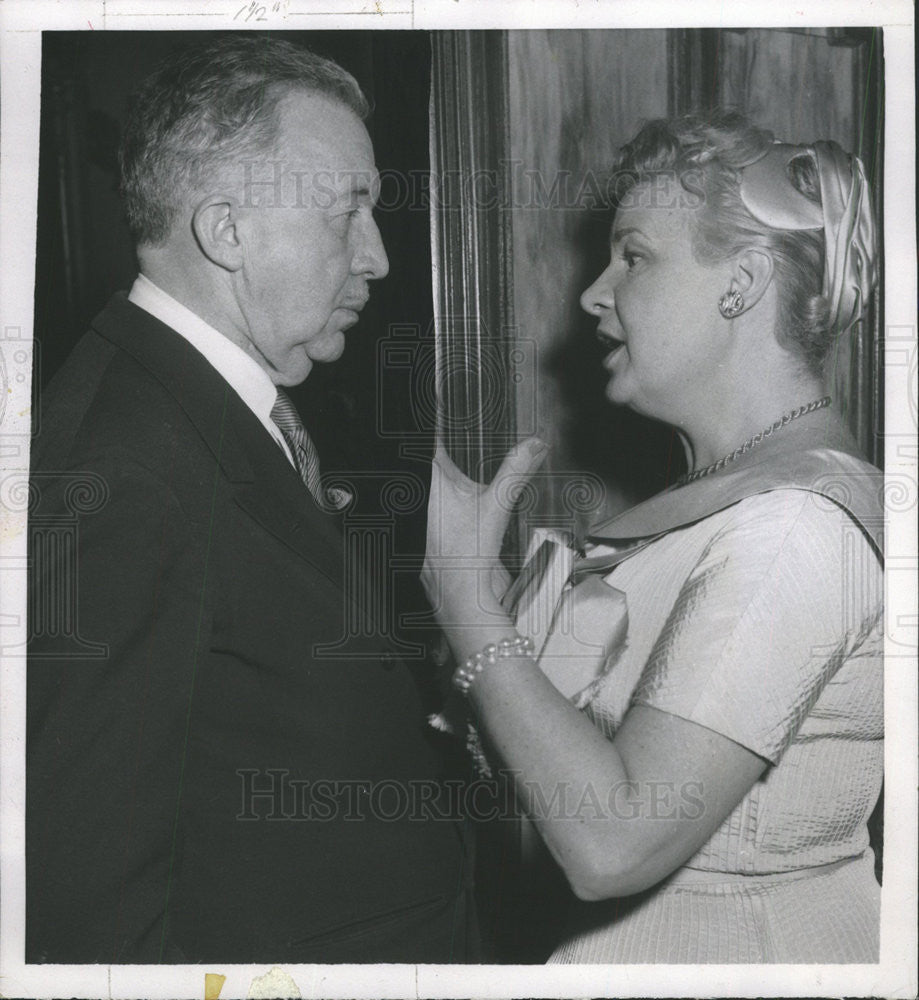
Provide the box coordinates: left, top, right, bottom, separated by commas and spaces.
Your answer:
127, 273, 280, 428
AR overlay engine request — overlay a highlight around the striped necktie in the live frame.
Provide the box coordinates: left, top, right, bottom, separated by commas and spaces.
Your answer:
270, 388, 324, 503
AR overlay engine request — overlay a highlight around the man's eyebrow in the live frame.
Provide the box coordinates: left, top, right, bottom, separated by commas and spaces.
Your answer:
342, 181, 376, 202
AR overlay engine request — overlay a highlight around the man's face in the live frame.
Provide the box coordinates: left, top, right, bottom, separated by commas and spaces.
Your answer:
233, 91, 389, 385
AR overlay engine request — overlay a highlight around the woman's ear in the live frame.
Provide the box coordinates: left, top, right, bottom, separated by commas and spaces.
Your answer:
191, 194, 244, 272
730, 247, 775, 312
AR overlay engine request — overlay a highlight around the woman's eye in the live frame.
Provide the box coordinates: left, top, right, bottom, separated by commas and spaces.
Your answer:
623, 250, 641, 269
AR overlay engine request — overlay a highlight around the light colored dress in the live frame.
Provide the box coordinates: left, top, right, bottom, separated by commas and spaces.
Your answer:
549, 485, 883, 964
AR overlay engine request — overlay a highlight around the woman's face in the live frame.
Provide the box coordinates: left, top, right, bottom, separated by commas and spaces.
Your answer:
581, 175, 734, 425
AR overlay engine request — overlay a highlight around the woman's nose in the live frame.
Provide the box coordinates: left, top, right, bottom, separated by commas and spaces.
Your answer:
580, 266, 614, 315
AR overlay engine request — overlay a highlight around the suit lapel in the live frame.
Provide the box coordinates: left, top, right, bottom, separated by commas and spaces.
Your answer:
92, 293, 346, 586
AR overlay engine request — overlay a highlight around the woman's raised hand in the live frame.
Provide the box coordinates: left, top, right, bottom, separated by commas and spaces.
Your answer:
422, 437, 548, 625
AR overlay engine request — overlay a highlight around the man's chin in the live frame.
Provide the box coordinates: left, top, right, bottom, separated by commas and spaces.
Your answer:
306, 329, 347, 364
274, 329, 348, 384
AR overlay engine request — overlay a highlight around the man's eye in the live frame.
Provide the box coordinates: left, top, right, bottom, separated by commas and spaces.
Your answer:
332, 209, 358, 230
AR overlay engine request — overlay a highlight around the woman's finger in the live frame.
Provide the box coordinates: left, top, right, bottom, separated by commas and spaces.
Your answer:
488, 437, 549, 506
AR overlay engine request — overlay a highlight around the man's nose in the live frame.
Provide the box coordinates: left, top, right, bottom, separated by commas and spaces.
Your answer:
580, 265, 614, 315
354, 217, 389, 280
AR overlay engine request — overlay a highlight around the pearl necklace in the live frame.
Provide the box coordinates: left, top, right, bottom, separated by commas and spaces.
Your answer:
676, 396, 832, 486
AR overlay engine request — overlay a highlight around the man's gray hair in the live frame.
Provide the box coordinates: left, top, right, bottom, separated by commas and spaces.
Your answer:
119, 34, 369, 246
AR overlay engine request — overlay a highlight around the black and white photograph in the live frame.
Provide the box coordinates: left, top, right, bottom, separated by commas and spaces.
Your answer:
0, 2, 915, 998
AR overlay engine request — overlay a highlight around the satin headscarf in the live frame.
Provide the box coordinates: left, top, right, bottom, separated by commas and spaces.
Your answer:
738, 139, 878, 336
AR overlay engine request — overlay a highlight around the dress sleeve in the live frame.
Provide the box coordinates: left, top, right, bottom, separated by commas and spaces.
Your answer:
630, 490, 882, 764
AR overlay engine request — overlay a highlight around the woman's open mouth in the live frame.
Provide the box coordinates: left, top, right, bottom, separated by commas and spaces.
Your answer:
596, 329, 625, 357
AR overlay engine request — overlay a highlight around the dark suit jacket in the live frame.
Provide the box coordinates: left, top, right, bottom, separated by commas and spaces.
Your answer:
27, 294, 470, 964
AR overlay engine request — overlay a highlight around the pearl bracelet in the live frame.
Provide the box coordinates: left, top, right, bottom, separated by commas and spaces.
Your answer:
452, 633, 535, 695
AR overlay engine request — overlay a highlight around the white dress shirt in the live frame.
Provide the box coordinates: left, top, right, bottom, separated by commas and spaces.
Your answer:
128, 273, 295, 467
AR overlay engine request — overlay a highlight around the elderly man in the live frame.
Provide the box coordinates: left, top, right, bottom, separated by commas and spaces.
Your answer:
27, 36, 469, 964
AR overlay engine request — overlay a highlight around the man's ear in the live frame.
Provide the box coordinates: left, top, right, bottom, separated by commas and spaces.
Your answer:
730, 247, 775, 311
191, 195, 244, 271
